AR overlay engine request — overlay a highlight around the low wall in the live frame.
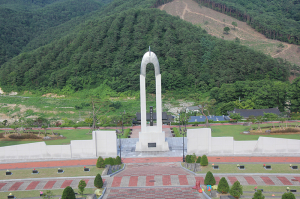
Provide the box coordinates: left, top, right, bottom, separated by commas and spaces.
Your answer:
0, 131, 116, 163
187, 128, 300, 156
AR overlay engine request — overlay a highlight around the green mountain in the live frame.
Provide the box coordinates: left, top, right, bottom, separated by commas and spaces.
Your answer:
0, 8, 291, 95
194, 0, 300, 45
0, 0, 113, 66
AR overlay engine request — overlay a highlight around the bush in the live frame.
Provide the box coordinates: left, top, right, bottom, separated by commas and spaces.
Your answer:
104, 157, 115, 166
230, 181, 243, 199
185, 155, 191, 163
94, 174, 103, 188
217, 177, 229, 194
9, 133, 39, 139
200, 155, 208, 166
78, 180, 87, 196
196, 156, 201, 163
61, 186, 76, 199
191, 153, 197, 163
282, 192, 296, 199
115, 156, 122, 164
96, 156, 105, 168
204, 171, 216, 185
253, 190, 265, 199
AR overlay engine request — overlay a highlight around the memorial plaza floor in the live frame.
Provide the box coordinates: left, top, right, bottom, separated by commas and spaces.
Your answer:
1, 157, 300, 199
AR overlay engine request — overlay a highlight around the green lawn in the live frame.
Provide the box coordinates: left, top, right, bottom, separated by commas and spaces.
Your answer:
0, 188, 102, 199
193, 164, 300, 173
3, 166, 104, 180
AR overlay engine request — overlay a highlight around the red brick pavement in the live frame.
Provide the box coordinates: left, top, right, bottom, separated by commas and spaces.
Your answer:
106, 187, 201, 199
61, 180, 72, 188
195, 177, 204, 185
277, 177, 293, 185
26, 181, 40, 190
227, 176, 238, 185
244, 176, 257, 185
261, 177, 275, 185
1, 156, 300, 170
215, 176, 220, 185
178, 175, 189, 185
111, 177, 122, 187
9, 182, 23, 191
44, 181, 56, 189
0, 183, 6, 189
162, 175, 172, 185
146, 176, 154, 186
129, 176, 138, 187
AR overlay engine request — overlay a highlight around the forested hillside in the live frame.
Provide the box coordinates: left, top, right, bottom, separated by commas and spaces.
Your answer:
0, 0, 113, 66
0, 8, 291, 95
194, 0, 300, 45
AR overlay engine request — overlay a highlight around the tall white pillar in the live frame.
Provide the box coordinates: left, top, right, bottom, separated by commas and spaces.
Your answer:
140, 74, 147, 133
156, 74, 162, 132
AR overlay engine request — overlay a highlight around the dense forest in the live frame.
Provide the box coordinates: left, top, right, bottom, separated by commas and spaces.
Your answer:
194, 0, 300, 45
0, 9, 291, 95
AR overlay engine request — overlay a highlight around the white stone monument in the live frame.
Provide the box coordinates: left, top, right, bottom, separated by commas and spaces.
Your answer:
135, 47, 169, 151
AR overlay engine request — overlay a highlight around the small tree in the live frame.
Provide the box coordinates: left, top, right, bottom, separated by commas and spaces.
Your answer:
200, 155, 208, 166
224, 27, 230, 34
96, 156, 105, 168
61, 186, 76, 199
94, 174, 103, 188
253, 190, 265, 199
185, 155, 191, 163
230, 181, 243, 199
196, 156, 201, 163
282, 192, 296, 199
78, 180, 87, 197
218, 177, 230, 194
232, 22, 237, 30
115, 156, 122, 164
104, 157, 114, 166
204, 171, 216, 185
191, 153, 197, 163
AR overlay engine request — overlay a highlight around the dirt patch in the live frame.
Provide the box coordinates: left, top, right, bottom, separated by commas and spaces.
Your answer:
158, 0, 300, 67
42, 93, 65, 98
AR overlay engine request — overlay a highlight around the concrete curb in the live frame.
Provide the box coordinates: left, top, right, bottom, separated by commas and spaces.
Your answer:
98, 187, 106, 199
0, 176, 99, 182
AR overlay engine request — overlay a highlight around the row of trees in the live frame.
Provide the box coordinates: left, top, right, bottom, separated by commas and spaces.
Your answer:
194, 0, 300, 44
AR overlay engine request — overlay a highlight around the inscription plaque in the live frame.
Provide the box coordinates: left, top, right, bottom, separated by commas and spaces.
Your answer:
150, 106, 153, 126
148, 143, 156, 147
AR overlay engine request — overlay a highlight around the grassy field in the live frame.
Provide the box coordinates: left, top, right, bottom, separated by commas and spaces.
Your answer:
2, 166, 105, 180
0, 188, 102, 199
194, 164, 300, 173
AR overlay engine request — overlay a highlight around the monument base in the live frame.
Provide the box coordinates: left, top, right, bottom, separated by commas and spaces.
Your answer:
135, 132, 169, 151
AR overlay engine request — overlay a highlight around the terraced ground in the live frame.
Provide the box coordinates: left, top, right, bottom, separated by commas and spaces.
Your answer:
159, 0, 300, 71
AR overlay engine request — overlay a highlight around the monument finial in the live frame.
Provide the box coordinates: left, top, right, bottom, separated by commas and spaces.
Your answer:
149, 46, 151, 56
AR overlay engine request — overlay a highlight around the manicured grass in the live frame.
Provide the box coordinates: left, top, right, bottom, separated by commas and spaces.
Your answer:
189, 123, 300, 141
2, 166, 104, 180
192, 164, 300, 173
0, 188, 102, 199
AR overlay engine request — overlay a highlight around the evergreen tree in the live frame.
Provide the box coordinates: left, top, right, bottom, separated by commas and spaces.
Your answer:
230, 181, 243, 199
282, 192, 296, 199
94, 174, 103, 188
253, 190, 265, 199
200, 155, 208, 166
204, 171, 216, 185
78, 180, 87, 197
96, 156, 105, 168
185, 155, 191, 163
61, 186, 76, 199
196, 156, 201, 163
217, 177, 229, 194
115, 156, 122, 164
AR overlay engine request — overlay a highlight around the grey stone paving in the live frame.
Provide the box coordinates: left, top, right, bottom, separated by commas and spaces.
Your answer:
137, 176, 146, 186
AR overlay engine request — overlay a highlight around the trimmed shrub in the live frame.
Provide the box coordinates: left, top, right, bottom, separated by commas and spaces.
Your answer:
104, 157, 115, 166
94, 174, 103, 188
282, 192, 296, 199
185, 155, 191, 163
61, 186, 76, 199
200, 155, 208, 166
96, 156, 105, 168
204, 171, 216, 185
9, 134, 39, 139
253, 190, 265, 199
230, 181, 243, 199
217, 177, 229, 194
191, 153, 197, 163
78, 180, 87, 196
196, 156, 201, 163
115, 156, 122, 164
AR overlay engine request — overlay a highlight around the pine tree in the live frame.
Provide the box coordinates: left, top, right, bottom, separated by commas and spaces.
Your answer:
61, 186, 76, 199
78, 180, 87, 197
230, 181, 243, 199
196, 156, 201, 163
204, 171, 216, 185
217, 177, 230, 194
253, 190, 265, 199
115, 156, 122, 164
282, 192, 296, 199
185, 155, 191, 163
96, 156, 105, 168
94, 174, 103, 188
201, 155, 208, 166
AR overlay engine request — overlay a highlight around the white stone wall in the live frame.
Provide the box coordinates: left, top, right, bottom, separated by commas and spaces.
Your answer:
187, 128, 300, 156
93, 130, 117, 157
